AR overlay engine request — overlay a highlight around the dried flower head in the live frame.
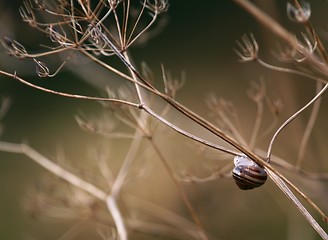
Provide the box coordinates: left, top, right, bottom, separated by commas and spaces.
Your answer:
46, 24, 70, 47
247, 79, 266, 103
267, 95, 283, 117
206, 94, 236, 117
295, 32, 317, 62
272, 42, 298, 62
234, 33, 259, 62
34, 59, 50, 78
146, 0, 169, 14
19, 1, 37, 27
287, 1, 311, 23
273, 33, 317, 63
1, 37, 28, 59
162, 66, 185, 98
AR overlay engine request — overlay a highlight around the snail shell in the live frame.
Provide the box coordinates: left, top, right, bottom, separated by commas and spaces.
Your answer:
232, 155, 267, 190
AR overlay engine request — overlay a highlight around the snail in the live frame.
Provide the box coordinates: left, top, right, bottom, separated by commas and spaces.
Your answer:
232, 155, 267, 190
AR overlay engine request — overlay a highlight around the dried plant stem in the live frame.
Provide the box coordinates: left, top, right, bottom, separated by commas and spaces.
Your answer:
106, 197, 127, 240
126, 195, 207, 239
233, 0, 328, 77
121, 49, 207, 239
2, 53, 327, 236
149, 139, 208, 240
4, 141, 129, 239
0, 70, 140, 107
256, 149, 328, 180
123, 51, 144, 104
93, 207, 200, 240
218, 110, 247, 146
0, 141, 107, 200
81, 9, 328, 222
267, 83, 328, 161
0, 142, 203, 240
58, 219, 87, 240
107, 111, 149, 240
0, 141, 126, 240
0, 67, 241, 157
181, 162, 233, 183
141, 105, 240, 156
80, 49, 135, 83
297, 82, 323, 168
249, 98, 263, 149
267, 169, 328, 240
291, 0, 328, 63
161, 95, 328, 226
257, 59, 327, 84
288, 0, 327, 169
5, 64, 326, 225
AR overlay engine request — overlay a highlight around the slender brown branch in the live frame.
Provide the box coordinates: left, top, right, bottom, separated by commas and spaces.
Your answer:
296, 82, 323, 168
0, 70, 140, 107
233, 0, 328, 77
0, 141, 107, 201
149, 139, 208, 240
267, 76, 328, 162
267, 169, 328, 240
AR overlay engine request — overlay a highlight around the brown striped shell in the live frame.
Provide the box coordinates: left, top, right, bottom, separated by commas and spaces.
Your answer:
232, 155, 267, 190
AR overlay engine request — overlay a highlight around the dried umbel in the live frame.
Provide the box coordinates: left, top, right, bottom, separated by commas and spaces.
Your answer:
2, 0, 169, 79
1, 37, 27, 59
287, 1, 311, 23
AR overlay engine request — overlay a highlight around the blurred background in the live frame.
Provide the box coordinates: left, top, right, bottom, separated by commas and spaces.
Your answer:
0, 1, 328, 239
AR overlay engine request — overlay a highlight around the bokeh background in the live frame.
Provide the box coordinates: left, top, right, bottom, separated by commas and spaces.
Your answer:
0, 1, 328, 239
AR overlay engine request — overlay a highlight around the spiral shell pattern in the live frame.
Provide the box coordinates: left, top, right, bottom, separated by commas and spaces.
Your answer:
232, 155, 267, 190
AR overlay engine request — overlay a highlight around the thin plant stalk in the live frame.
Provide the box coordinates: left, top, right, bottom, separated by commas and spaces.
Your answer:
267, 82, 328, 161
288, 0, 327, 169
149, 139, 208, 240
267, 169, 328, 240
249, 95, 264, 150
297, 82, 323, 168
233, 0, 328, 77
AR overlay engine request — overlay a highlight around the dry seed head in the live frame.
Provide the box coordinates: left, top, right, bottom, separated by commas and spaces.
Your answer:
235, 33, 259, 62
107, 0, 123, 9
34, 59, 50, 78
294, 33, 317, 62
272, 43, 298, 62
206, 94, 235, 116
247, 79, 266, 103
267, 95, 283, 117
46, 25, 70, 47
1, 37, 28, 59
146, 0, 169, 14
287, 1, 311, 23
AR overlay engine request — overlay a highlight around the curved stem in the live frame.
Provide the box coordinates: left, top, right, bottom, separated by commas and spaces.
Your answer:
0, 70, 140, 107
142, 105, 241, 156
296, 82, 323, 168
149, 139, 208, 240
0, 141, 107, 200
267, 169, 328, 240
267, 84, 328, 162
234, 0, 328, 77
249, 99, 263, 149
257, 59, 327, 84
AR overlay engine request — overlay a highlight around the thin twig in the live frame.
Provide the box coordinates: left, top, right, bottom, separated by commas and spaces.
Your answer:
257, 59, 327, 84
0, 70, 140, 107
0, 141, 107, 200
267, 81, 328, 161
233, 0, 328, 77
149, 139, 208, 240
296, 82, 323, 168
267, 169, 328, 240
